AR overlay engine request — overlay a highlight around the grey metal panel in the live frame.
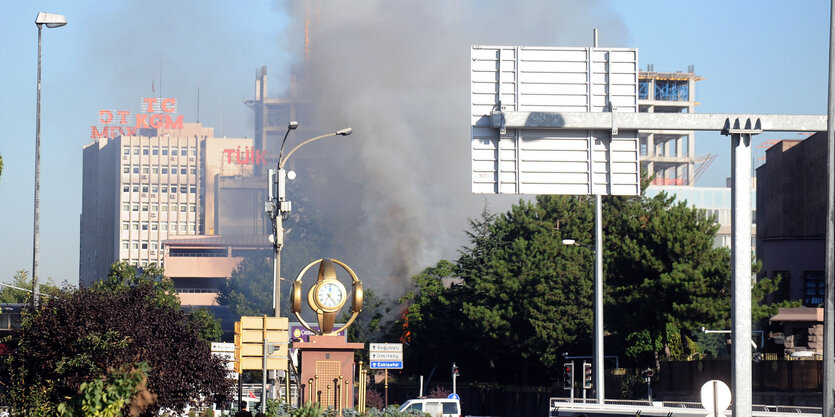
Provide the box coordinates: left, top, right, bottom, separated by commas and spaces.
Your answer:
493, 111, 828, 132
471, 45, 640, 196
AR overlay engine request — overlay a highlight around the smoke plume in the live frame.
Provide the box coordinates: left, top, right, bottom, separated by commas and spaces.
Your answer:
276, 0, 627, 296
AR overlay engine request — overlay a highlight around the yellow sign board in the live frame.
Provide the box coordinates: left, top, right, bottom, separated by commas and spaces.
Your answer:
234, 316, 289, 371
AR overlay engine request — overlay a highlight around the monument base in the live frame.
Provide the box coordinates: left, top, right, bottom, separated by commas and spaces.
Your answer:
294, 335, 364, 409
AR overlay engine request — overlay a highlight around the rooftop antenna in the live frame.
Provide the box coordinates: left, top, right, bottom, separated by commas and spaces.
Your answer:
196, 87, 200, 123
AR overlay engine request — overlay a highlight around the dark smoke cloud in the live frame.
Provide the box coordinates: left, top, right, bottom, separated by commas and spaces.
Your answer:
276, 0, 628, 297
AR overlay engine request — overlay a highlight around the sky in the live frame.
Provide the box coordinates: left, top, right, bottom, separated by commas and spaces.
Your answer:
0, 1, 830, 289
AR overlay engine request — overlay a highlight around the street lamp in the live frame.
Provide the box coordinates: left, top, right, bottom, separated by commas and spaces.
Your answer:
32, 12, 67, 309
562, 233, 604, 403
267, 125, 352, 317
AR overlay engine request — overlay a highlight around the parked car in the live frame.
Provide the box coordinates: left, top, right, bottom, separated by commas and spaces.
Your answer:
398, 398, 461, 417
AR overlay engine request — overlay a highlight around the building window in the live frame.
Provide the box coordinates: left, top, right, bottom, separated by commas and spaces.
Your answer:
162, 167, 168, 174
132, 204, 139, 212
122, 240, 129, 249
179, 223, 187, 232
171, 186, 178, 193
141, 204, 149, 212
151, 223, 158, 231
131, 241, 139, 249
142, 148, 149, 155
123, 185, 129, 192
188, 222, 195, 232
131, 223, 139, 230
141, 242, 148, 249
189, 147, 197, 156
161, 223, 168, 231
151, 242, 158, 250
152, 185, 158, 193
133, 167, 140, 174
179, 204, 187, 213
180, 148, 187, 156
163, 148, 169, 156
152, 167, 159, 174
190, 186, 196, 194
142, 167, 149, 174
804, 271, 825, 306
142, 186, 149, 193
123, 166, 129, 174
161, 185, 168, 193
189, 204, 195, 212
123, 147, 130, 155
132, 147, 139, 155
122, 222, 129, 231
180, 167, 187, 175
132, 185, 139, 192
152, 148, 159, 156
151, 203, 158, 212
140, 223, 147, 231
122, 204, 130, 212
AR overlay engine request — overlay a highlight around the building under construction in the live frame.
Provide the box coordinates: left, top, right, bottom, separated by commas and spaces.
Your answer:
638, 66, 705, 186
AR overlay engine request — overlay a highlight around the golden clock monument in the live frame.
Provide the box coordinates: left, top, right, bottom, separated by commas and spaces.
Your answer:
290, 258, 364, 409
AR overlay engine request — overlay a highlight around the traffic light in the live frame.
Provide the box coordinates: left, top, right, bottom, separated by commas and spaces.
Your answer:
562, 362, 574, 390
452, 363, 460, 377
641, 368, 653, 381
582, 363, 592, 389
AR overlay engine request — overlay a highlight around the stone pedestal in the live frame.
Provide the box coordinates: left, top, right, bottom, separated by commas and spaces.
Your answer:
294, 335, 364, 409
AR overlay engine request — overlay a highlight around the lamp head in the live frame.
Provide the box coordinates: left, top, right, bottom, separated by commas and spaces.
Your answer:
561, 239, 576, 246
336, 127, 352, 136
288, 121, 298, 130
36, 12, 67, 28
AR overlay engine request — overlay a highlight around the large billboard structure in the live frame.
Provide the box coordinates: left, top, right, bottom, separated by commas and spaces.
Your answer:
471, 46, 640, 196
470, 43, 827, 415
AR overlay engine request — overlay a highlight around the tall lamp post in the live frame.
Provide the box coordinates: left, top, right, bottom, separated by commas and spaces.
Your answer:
266, 125, 353, 317
563, 231, 604, 403
32, 12, 67, 309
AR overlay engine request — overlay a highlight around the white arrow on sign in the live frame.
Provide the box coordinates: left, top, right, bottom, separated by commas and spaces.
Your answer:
370, 352, 403, 360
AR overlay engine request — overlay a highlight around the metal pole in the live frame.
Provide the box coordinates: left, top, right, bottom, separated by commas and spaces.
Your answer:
730, 132, 753, 417
594, 194, 604, 403
262, 342, 269, 414
32, 24, 42, 309
824, 2, 835, 416
274, 213, 282, 317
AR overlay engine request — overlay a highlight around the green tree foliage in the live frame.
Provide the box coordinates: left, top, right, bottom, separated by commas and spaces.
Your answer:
217, 255, 283, 317
58, 362, 157, 417
603, 191, 732, 365
4, 263, 232, 416
402, 188, 749, 383
0, 269, 61, 303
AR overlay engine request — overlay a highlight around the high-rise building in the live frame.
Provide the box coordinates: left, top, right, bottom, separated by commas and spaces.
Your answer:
79, 97, 266, 287
80, 123, 210, 286
638, 67, 702, 186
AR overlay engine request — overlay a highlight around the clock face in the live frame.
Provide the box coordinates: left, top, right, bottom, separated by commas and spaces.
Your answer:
317, 282, 344, 309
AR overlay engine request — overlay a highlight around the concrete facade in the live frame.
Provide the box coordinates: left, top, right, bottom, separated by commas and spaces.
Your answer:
638, 69, 702, 186
79, 121, 259, 290
162, 235, 270, 305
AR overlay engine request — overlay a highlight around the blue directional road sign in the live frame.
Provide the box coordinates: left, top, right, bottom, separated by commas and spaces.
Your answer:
448, 393, 460, 400
370, 361, 403, 369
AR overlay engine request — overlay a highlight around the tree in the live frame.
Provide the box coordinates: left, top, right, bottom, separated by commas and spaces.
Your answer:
4, 264, 232, 416
217, 255, 281, 317
58, 362, 156, 417
603, 190, 732, 366
0, 269, 61, 303
402, 198, 596, 385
